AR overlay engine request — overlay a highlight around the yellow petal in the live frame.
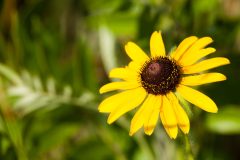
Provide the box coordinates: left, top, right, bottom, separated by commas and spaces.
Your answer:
99, 87, 145, 113
150, 31, 166, 57
178, 37, 213, 66
160, 95, 178, 139
167, 93, 190, 134
171, 36, 198, 61
182, 57, 230, 74
179, 47, 216, 66
144, 95, 161, 135
129, 94, 153, 136
177, 85, 218, 113
181, 73, 226, 86
100, 81, 140, 94
128, 61, 143, 73
107, 87, 146, 124
109, 67, 138, 81
125, 42, 149, 64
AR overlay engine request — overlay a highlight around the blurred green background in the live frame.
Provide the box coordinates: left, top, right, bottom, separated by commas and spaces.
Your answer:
0, 0, 240, 159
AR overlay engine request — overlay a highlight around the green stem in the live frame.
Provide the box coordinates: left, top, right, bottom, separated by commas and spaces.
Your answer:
0, 79, 28, 160
5, 119, 28, 160
184, 135, 194, 160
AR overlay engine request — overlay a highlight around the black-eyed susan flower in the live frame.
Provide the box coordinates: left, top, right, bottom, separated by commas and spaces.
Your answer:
99, 31, 230, 139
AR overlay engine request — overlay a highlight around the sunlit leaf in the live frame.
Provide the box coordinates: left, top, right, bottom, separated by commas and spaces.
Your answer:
205, 105, 240, 134
99, 26, 117, 72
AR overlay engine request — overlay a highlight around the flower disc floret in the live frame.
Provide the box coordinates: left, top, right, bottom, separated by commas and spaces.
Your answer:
140, 57, 181, 95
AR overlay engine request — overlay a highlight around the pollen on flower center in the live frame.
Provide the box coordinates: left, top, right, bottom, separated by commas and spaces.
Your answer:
140, 57, 182, 95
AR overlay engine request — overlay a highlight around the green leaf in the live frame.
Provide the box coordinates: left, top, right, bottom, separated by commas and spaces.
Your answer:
99, 26, 117, 72
1, 137, 11, 155
205, 105, 240, 134
36, 123, 80, 153
0, 64, 23, 85
84, 0, 124, 15
0, 115, 5, 133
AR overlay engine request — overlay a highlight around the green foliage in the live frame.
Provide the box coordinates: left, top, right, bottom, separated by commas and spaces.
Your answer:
0, 0, 239, 159
206, 105, 240, 134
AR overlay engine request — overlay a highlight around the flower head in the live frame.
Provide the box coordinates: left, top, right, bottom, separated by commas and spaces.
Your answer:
99, 31, 230, 139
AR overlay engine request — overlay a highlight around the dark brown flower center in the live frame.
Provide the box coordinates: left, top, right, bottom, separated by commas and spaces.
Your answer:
140, 57, 181, 95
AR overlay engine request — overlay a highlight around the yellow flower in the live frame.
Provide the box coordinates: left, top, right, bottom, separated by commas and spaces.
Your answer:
98, 31, 230, 139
